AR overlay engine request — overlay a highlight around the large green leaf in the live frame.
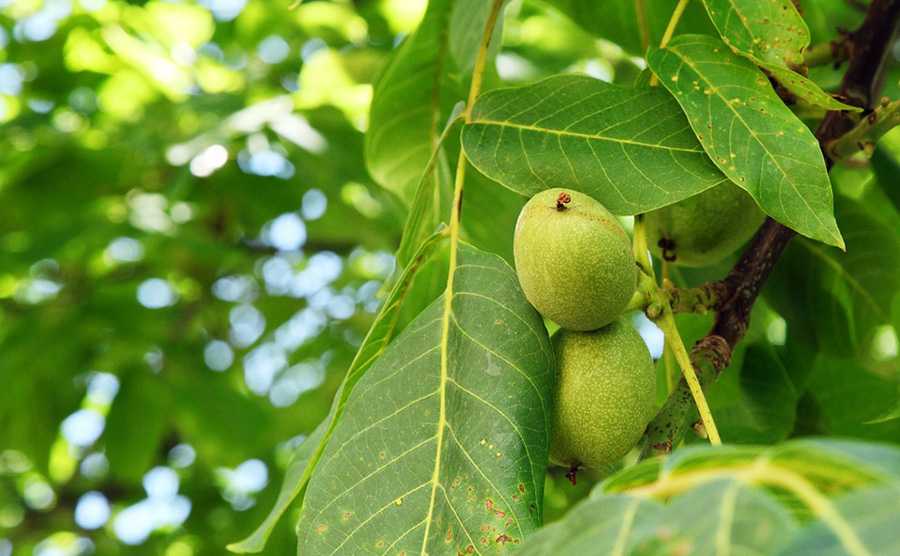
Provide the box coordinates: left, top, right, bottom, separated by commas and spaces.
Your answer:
648, 35, 844, 248
522, 440, 900, 555
365, 0, 491, 201
699, 0, 858, 111
229, 232, 448, 553
297, 243, 554, 554
764, 196, 900, 358
547, 0, 715, 55
461, 74, 730, 215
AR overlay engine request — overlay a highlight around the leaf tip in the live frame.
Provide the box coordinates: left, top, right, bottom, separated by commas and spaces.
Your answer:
225, 540, 258, 554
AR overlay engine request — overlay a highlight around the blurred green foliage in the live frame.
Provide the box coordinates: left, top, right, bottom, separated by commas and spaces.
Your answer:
0, 0, 898, 554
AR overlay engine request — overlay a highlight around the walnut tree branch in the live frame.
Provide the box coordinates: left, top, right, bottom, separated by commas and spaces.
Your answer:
641, 0, 900, 458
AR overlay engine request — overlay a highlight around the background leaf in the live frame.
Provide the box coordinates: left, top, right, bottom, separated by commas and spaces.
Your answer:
648, 34, 843, 247
765, 195, 900, 358
461, 74, 729, 215
297, 244, 554, 554
546, 0, 715, 55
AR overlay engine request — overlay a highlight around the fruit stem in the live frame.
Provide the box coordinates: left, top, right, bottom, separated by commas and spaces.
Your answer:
656, 307, 722, 446
631, 215, 656, 279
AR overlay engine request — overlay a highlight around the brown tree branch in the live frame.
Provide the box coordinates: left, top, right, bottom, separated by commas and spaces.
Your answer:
642, 0, 900, 457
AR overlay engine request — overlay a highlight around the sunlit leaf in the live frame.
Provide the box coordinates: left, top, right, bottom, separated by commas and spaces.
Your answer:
366, 0, 492, 201
517, 494, 663, 555
297, 243, 554, 554
524, 439, 900, 556
461, 74, 730, 215
781, 485, 900, 555
648, 35, 844, 247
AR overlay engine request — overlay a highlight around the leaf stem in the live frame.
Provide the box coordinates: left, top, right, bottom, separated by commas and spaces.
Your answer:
423, 0, 504, 548
658, 0, 690, 49
649, 0, 690, 85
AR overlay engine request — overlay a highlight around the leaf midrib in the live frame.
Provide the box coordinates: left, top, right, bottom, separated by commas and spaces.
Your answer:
468, 118, 705, 153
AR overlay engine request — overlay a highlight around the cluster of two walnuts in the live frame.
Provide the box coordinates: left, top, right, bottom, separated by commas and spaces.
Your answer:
513, 184, 762, 471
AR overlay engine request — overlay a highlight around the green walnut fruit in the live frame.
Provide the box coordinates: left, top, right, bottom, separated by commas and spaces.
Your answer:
646, 181, 765, 267
549, 320, 657, 468
514, 188, 636, 331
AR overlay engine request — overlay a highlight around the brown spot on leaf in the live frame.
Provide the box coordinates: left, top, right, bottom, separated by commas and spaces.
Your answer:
496, 534, 513, 544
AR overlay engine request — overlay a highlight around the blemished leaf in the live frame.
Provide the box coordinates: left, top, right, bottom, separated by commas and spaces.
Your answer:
548, 0, 715, 55
365, 0, 491, 201
765, 196, 900, 358
461, 74, 730, 215
296, 243, 554, 554
523, 439, 900, 556
648, 34, 844, 248
701, 0, 808, 67
699, 0, 859, 111
765, 65, 860, 112
229, 231, 448, 553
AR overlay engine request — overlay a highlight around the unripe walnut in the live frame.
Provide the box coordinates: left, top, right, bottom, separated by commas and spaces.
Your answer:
513, 188, 636, 331
549, 321, 657, 468
646, 182, 765, 267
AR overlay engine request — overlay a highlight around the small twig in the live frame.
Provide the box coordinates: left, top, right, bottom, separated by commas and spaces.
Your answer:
827, 97, 900, 161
